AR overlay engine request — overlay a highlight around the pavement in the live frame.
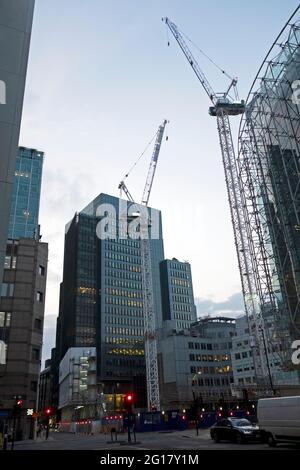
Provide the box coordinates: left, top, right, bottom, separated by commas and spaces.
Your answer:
9, 427, 297, 451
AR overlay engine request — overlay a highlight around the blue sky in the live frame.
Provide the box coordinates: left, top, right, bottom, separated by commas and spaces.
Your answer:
19, 0, 300, 364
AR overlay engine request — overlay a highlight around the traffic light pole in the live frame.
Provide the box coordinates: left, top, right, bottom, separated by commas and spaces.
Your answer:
127, 414, 131, 443
11, 395, 22, 451
46, 416, 50, 440
10, 410, 16, 451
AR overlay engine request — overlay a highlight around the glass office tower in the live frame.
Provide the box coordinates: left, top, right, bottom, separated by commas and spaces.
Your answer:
8, 147, 44, 239
160, 258, 197, 331
238, 12, 300, 383
56, 193, 164, 408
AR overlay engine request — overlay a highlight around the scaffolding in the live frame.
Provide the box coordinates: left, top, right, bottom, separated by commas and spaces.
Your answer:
237, 11, 300, 382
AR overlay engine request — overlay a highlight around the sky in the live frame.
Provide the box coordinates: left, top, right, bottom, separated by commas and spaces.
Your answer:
18, 0, 300, 365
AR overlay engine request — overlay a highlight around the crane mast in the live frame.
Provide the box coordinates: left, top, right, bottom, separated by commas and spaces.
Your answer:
118, 120, 168, 410
141, 119, 167, 411
163, 18, 269, 384
118, 180, 134, 202
142, 120, 167, 206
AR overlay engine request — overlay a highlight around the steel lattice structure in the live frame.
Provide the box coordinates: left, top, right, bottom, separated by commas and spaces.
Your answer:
238, 11, 300, 383
118, 120, 167, 410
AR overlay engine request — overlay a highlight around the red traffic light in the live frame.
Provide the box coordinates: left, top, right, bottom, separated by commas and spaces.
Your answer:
16, 399, 23, 407
124, 393, 134, 411
45, 408, 52, 415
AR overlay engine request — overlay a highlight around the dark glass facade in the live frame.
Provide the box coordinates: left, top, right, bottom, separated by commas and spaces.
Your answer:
8, 147, 44, 240
160, 258, 197, 331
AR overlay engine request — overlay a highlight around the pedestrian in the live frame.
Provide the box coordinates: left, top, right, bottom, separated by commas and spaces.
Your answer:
130, 422, 136, 443
110, 426, 117, 442
196, 417, 199, 436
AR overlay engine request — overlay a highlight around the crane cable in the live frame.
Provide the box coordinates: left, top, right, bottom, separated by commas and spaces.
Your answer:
166, 22, 236, 83
121, 130, 158, 181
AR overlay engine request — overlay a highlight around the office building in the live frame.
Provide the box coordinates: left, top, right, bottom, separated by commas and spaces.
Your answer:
58, 347, 97, 429
231, 315, 300, 400
55, 193, 164, 420
0, 238, 48, 439
38, 359, 52, 414
160, 258, 197, 332
237, 9, 300, 380
8, 147, 44, 240
230, 316, 256, 396
158, 317, 236, 408
0, 0, 35, 288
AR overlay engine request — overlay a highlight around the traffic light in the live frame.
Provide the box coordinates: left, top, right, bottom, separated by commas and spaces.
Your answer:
124, 393, 134, 412
45, 408, 52, 416
13, 397, 23, 417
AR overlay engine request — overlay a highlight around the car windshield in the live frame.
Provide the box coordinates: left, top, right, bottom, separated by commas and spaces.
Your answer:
231, 419, 252, 427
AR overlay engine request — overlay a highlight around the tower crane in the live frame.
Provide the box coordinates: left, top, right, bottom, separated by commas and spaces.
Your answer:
163, 18, 268, 383
118, 119, 168, 410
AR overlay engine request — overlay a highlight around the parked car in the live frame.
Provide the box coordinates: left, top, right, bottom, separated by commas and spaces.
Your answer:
257, 396, 300, 447
210, 417, 261, 444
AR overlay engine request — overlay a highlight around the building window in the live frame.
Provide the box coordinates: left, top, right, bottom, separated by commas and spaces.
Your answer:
32, 348, 40, 361
4, 256, 17, 269
36, 291, 43, 302
34, 318, 42, 330
38, 265, 45, 276
1, 283, 14, 297
242, 352, 248, 359
235, 353, 241, 360
30, 381, 38, 392
0, 312, 11, 327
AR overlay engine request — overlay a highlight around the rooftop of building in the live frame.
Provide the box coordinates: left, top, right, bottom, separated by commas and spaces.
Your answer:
193, 316, 236, 325
18, 146, 44, 156
162, 257, 190, 265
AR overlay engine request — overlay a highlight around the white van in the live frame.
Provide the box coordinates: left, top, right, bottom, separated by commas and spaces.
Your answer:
257, 396, 300, 447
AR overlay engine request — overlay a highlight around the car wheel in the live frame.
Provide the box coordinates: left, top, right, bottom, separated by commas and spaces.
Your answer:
213, 432, 220, 443
236, 433, 244, 445
267, 434, 277, 447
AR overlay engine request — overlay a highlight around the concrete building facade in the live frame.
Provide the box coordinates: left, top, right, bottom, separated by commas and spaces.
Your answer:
0, 0, 35, 288
231, 315, 300, 400
0, 238, 48, 439
158, 317, 236, 408
230, 316, 256, 396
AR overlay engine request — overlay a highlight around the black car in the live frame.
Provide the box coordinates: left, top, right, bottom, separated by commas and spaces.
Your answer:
210, 418, 261, 444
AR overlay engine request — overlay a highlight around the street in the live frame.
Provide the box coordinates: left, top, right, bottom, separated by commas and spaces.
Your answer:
11, 428, 296, 451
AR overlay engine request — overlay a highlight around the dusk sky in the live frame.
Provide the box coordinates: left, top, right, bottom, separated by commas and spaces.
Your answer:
18, 0, 300, 364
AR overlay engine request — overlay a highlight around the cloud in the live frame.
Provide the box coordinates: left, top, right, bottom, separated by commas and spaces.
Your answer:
195, 292, 244, 318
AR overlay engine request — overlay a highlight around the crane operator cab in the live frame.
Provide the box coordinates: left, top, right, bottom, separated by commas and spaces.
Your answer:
209, 99, 245, 116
